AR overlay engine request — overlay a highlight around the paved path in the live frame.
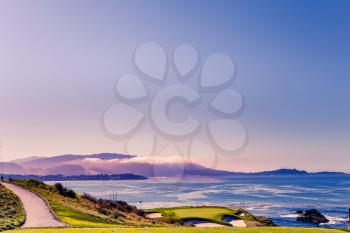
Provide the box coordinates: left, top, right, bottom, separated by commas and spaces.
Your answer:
2, 182, 66, 228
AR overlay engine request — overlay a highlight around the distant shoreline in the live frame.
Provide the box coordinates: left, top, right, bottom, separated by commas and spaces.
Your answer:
1, 171, 349, 182
0, 173, 148, 181
3, 153, 349, 177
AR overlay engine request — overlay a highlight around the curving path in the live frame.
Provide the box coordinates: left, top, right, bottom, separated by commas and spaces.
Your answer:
2, 182, 66, 228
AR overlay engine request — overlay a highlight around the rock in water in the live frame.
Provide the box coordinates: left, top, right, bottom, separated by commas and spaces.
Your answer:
296, 209, 329, 225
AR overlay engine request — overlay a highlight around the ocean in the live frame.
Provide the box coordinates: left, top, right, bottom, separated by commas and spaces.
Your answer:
46, 176, 350, 228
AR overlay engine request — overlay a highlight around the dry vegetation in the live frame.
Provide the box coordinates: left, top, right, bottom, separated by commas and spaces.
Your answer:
0, 183, 25, 231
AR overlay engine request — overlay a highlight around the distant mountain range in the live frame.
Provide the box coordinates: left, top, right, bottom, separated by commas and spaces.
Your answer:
1, 153, 348, 177
0, 173, 147, 181
228, 168, 349, 176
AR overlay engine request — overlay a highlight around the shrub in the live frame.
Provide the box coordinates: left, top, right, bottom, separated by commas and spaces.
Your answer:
28, 179, 44, 187
97, 206, 108, 215
54, 183, 65, 195
54, 183, 77, 199
65, 189, 77, 199
112, 211, 125, 219
82, 193, 97, 203
137, 209, 145, 216
0, 183, 25, 231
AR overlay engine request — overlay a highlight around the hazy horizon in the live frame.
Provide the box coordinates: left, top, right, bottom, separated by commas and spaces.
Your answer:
2, 152, 349, 174
1, 0, 349, 173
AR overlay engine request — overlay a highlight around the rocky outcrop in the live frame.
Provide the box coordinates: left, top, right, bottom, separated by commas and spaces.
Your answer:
296, 209, 329, 225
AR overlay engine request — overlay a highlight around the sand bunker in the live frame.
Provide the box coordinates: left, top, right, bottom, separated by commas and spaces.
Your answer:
184, 219, 227, 228
146, 213, 162, 218
222, 215, 247, 227
230, 219, 247, 227
193, 222, 227, 227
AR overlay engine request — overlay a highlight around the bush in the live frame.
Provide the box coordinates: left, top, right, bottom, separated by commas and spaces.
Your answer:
28, 179, 44, 187
92, 198, 140, 219
97, 206, 108, 215
54, 183, 65, 195
54, 183, 77, 199
82, 193, 97, 203
137, 209, 145, 216
112, 210, 125, 219
65, 189, 77, 199
0, 183, 25, 231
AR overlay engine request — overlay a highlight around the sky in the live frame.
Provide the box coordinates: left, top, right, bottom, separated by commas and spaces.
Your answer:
0, 0, 349, 172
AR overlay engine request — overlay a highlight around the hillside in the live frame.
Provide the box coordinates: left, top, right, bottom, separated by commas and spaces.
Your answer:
0, 183, 25, 231
0, 162, 26, 174
2, 153, 237, 176
10, 179, 166, 228
2, 174, 147, 181
1, 153, 348, 177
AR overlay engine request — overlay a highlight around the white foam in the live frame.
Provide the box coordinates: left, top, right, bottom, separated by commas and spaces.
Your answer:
280, 214, 300, 218
321, 216, 347, 225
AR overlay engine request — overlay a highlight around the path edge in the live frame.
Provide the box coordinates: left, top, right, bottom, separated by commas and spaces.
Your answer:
7, 182, 68, 227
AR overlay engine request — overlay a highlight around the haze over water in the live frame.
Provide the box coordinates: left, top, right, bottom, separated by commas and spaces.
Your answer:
47, 175, 350, 228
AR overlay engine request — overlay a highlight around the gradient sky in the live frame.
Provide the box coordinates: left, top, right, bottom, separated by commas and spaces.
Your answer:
0, 0, 349, 172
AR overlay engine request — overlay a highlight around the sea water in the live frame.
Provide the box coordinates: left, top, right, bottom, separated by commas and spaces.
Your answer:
46, 176, 350, 228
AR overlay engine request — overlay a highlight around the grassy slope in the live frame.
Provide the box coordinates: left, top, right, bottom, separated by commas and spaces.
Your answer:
7, 227, 347, 233
146, 206, 273, 227
5, 181, 347, 233
11, 180, 163, 228
0, 183, 25, 232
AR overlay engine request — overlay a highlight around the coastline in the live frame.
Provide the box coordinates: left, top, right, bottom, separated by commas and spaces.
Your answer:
45, 175, 350, 229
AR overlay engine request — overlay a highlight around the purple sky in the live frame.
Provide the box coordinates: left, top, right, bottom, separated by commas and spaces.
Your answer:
0, 0, 349, 172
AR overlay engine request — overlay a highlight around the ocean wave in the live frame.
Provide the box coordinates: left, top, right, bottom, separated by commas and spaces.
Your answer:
280, 214, 347, 225
55, 177, 350, 228
280, 214, 300, 218
321, 216, 348, 225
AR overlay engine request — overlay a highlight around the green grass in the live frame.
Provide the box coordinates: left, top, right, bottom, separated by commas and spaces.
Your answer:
5, 181, 346, 233
0, 183, 25, 232
6, 227, 347, 233
47, 200, 117, 227
159, 206, 234, 219
145, 206, 273, 227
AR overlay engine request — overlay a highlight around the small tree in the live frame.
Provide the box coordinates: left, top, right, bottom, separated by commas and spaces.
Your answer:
54, 183, 65, 195
65, 189, 77, 199
54, 183, 77, 199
